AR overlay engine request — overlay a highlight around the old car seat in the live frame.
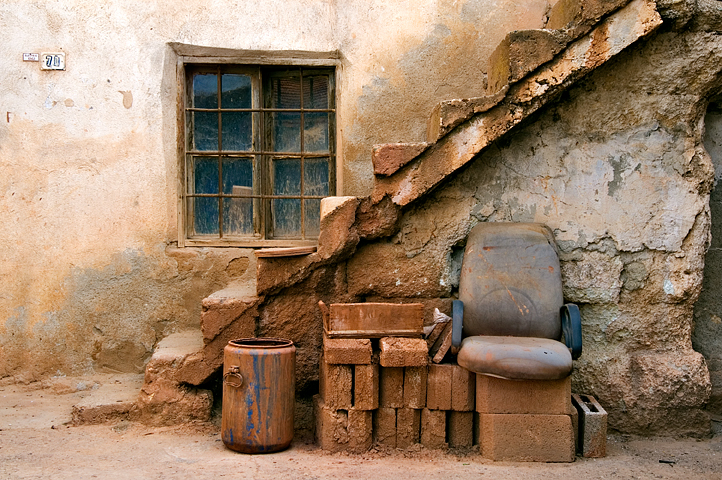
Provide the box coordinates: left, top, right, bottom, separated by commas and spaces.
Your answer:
451, 222, 582, 380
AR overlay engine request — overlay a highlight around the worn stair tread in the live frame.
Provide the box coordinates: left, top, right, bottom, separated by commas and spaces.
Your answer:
71, 374, 144, 425
151, 330, 204, 362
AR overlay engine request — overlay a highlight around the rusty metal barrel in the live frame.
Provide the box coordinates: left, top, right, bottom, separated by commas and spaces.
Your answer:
222, 338, 295, 453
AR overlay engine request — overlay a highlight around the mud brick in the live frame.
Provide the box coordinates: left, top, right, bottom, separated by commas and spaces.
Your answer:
421, 408, 447, 449
373, 407, 397, 448
348, 409, 373, 453
314, 395, 349, 452
380, 367, 404, 408
354, 363, 379, 410
573, 393, 607, 458
379, 337, 428, 367
425, 319, 450, 349
403, 366, 427, 408
479, 413, 575, 462
426, 364, 454, 410
396, 408, 421, 449
451, 365, 475, 411
323, 335, 373, 365
429, 322, 453, 363
447, 411, 474, 448
319, 359, 353, 409
475, 375, 571, 415
326, 303, 424, 338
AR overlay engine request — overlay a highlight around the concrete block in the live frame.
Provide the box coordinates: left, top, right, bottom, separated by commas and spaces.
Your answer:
396, 408, 421, 449
451, 366, 475, 411
479, 413, 575, 462
348, 409, 373, 453
403, 366, 428, 408
373, 407, 397, 448
421, 409, 447, 449
476, 375, 572, 415
314, 395, 349, 453
372, 143, 429, 176
323, 336, 372, 365
354, 363, 379, 410
427, 364, 454, 410
379, 337, 428, 367
380, 367, 404, 408
320, 359, 353, 410
448, 411, 474, 448
573, 393, 607, 458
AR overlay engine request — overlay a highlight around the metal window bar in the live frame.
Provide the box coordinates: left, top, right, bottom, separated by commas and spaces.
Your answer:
185, 65, 335, 241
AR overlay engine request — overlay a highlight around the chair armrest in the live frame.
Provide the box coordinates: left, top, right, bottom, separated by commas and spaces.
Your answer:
561, 304, 582, 360
452, 300, 464, 348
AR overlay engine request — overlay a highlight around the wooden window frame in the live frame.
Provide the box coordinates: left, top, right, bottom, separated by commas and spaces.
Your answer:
177, 56, 339, 248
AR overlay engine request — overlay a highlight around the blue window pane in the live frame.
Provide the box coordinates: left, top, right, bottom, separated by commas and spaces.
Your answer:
222, 112, 252, 151
194, 157, 219, 194
222, 157, 253, 194
303, 75, 329, 109
224, 194, 254, 235
193, 112, 218, 151
221, 74, 251, 108
304, 113, 329, 153
273, 199, 301, 237
304, 158, 329, 196
271, 76, 301, 109
193, 74, 217, 109
305, 199, 321, 237
192, 197, 219, 235
273, 159, 301, 195
273, 113, 301, 152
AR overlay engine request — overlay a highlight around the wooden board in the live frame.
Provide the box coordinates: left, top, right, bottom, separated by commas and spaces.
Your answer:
255, 246, 317, 258
324, 302, 424, 338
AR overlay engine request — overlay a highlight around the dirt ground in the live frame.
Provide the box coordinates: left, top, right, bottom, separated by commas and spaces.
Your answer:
1, 379, 722, 480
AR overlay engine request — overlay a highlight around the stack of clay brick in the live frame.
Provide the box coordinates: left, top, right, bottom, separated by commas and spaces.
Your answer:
314, 302, 478, 452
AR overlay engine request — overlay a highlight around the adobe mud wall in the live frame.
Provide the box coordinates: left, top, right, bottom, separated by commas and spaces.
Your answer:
0, 0, 548, 381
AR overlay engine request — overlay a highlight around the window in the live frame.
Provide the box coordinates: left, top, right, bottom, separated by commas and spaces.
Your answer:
182, 64, 336, 246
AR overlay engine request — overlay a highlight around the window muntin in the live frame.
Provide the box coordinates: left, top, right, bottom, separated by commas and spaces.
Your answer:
184, 65, 335, 245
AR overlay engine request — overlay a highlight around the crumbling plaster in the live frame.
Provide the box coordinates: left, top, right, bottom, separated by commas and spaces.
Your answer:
0, 0, 550, 381
343, 26, 722, 434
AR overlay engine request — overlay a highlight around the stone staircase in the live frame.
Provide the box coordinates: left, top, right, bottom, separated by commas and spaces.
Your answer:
72, 0, 663, 426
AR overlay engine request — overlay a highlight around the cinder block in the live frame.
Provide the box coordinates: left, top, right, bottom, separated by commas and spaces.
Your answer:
426, 364, 454, 410
396, 408, 421, 449
479, 413, 575, 462
314, 395, 349, 452
354, 363, 379, 410
348, 409, 373, 453
421, 408, 447, 449
448, 411, 474, 448
404, 366, 428, 408
379, 337, 428, 367
323, 335, 373, 364
373, 407, 397, 448
451, 366, 475, 411
476, 375, 571, 415
572, 393, 607, 458
380, 367, 404, 408
319, 359, 353, 409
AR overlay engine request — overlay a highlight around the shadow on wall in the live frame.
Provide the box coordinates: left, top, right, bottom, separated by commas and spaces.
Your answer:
693, 95, 722, 415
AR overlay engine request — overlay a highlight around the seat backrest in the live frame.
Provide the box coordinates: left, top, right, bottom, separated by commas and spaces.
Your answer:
458, 222, 563, 340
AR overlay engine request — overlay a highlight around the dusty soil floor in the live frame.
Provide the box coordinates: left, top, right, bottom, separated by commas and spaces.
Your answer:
1, 378, 722, 480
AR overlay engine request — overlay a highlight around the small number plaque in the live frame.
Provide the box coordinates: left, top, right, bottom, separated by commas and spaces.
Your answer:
40, 52, 65, 71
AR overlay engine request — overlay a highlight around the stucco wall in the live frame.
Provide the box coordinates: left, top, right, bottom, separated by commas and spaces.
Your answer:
0, 0, 549, 381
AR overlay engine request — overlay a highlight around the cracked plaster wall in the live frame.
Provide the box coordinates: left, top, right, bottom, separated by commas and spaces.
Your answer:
0, 0, 549, 381
347, 28, 722, 435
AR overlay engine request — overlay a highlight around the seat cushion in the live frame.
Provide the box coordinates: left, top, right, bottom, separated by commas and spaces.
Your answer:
457, 336, 572, 380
